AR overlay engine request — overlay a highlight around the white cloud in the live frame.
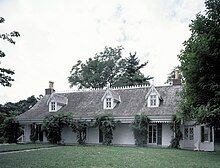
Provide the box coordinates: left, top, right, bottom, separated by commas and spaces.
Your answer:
0, 0, 205, 103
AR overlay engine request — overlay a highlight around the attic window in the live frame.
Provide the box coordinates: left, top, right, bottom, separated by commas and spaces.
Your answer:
50, 102, 56, 111
106, 98, 112, 108
150, 95, 157, 106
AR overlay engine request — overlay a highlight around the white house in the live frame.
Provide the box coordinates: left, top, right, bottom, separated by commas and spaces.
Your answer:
16, 81, 214, 151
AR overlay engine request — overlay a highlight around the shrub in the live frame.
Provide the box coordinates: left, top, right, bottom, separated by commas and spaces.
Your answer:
30, 123, 38, 142
130, 114, 149, 146
2, 116, 22, 143
42, 113, 72, 144
170, 113, 182, 148
94, 114, 120, 145
71, 120, 89, 145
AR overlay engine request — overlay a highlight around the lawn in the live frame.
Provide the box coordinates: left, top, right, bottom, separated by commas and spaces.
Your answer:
0, 143, 56, 153
0, 145, 220, 168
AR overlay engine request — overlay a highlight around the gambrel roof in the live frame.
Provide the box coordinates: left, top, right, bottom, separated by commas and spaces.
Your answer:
17, 85, 182, 122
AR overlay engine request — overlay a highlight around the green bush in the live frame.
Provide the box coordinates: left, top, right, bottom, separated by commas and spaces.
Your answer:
42, 113, 72, 144
71, 120, 89, 145
2, 116, 22, 143
170, 114, 182, 148
130, 114, 149, 146
94, 114, 120, 145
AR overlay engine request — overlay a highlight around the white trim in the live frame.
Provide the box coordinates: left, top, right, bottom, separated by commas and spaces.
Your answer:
49, 101, 57, 112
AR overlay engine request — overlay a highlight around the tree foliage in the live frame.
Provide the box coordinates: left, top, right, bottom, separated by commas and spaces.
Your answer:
170, 114, 182, 149
130, 114, 149, 146
0, 17, 20, 87
71, 119, 89, 145
178, 0, 220, 126
42, 113, 72, 144
68, 46, 152, 89
68, 46, 124, 89
94, 114, 119, 145
114, 52, 153, 87
165, 66, 182, 84
1, 116, 22, 143
0, 95, 38, 143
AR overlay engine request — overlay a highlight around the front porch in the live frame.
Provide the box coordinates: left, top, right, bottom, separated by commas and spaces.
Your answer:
21, 122, 174, 147
180, 123, 214, 151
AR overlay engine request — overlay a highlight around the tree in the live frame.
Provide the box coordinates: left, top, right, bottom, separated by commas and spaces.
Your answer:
114, 52, 153, 87
0, 17, 20, 87
68, 46, 125, 89
68, 46, 152, 89
165, 66, 182, 84
178, 0, 220, 126
0, 95, 38, 143
2, 116, 21, 143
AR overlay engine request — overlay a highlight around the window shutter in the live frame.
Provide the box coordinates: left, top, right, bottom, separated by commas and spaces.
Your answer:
210, 127, 213, 142
99, 128, 103, 143
201, 126, 204, 142
157, 123, 162, 145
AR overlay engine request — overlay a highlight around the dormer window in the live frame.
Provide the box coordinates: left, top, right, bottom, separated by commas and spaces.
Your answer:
49, 101, 57, 112
150, 95, 156, 106
145, 85, 162, 108
101, 88, 121, 110
51, 102, 56, 111
106, 98, 112, 108
47, 93, 68, 112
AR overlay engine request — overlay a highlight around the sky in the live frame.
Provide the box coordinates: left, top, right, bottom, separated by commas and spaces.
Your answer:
0, 0, 205, 104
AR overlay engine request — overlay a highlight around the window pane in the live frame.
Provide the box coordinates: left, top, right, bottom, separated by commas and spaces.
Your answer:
184, 127, 188, 140
189, 127, 194, 140
149, 126, 152, 143
106, 98, 111, 108
204, 127, 209, 141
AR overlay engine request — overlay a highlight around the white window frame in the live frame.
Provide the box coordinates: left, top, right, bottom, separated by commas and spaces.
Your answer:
148, 94, 158, 107
49, 101, 56, 112
150, 95, 157, 106
204, 127, 209, 142
148, 124, 157, 144
184, 126, 194, 141
105, 98, 112, 109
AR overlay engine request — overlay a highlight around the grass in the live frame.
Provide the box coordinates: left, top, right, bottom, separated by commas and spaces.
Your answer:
0, 143, 56, 153
0, 145, 220, 168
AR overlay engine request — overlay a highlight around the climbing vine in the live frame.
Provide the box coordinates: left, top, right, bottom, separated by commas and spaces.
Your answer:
130, 114, 149, 146
30, 123, 37, 142
94, 114, 120, 145
170, 113, 182, 148
71, 119, 89, 145
42, 113, 72, 144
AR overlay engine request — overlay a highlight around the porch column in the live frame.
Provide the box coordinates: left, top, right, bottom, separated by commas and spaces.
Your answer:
24, 124, 31, 142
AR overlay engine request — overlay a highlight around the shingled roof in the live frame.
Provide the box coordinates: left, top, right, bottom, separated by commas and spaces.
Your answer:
17, 85, 182, 122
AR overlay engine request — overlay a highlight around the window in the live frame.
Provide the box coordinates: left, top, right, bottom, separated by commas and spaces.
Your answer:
148, 124, 157, 144
184, 126, 194, 140
51, 102, 56, 111
201, 126, 213, 142
106, 98, 112, 108
189, 127, 194, 140
150, 95, 156, 106
204, 127, 209, 141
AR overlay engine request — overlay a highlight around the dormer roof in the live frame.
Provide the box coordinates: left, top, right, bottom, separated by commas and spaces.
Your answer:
47, 93, 68, 106
101, 89, 121, 102
145, 85, 162, 100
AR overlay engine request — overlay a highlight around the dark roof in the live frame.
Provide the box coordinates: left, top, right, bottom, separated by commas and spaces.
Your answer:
17, 85, 182, 121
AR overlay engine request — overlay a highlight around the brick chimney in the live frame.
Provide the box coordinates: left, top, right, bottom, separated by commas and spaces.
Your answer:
172, 70, 181, 85
45, 81, 55, 95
